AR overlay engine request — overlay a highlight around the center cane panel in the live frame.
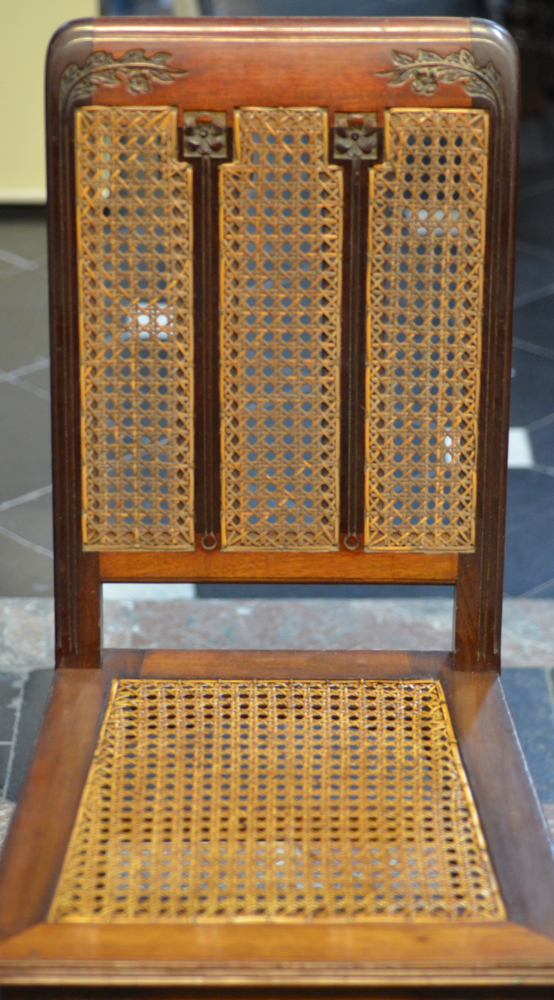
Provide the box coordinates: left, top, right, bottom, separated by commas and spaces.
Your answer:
219, 108, 342, 551
76, 107, 194, 550
365, 109, 488, 551
49, 678, 505, 923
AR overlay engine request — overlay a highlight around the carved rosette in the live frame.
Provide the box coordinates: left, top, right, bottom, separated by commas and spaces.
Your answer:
59, 49, 187, 115
183, 112, 228, 159
333, 113, 378, 161
378, 48, 503, 112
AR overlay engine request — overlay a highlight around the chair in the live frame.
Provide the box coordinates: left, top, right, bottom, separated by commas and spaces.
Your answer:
2, 13, 554, 998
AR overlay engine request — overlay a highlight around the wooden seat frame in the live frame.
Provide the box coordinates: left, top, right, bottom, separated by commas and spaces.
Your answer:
3, 14, 554, 999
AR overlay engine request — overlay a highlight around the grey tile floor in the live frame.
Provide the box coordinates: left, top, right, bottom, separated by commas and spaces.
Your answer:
2, 104, 554, 819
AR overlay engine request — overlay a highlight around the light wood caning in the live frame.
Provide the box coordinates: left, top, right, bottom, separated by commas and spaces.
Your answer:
49, 678, 504, 923
219, 109, 342, 551
365, 109, 488, 551
76, 107, 195, 550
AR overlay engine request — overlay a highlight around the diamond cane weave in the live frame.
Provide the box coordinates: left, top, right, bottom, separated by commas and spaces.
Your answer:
49, 678, 504, 923
365, 109, 488, 551
219, 108, 342, 551
76, 107, 194, 550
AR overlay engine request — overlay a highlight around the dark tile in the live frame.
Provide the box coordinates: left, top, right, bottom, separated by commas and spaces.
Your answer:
503, 669, 554, 803
517, 186, 554, 252
530, 422, 554, 467
518, 104, 554, 179
0, 492, 53, 554
510, 346, 554, 426
514, 244, 554, 301
513, 296, 554, 357
196, 583, 454, 598
0, 383, 51, 505
505, 470, 554, 596
0, 531, 54, 598
0, 266, 49, 372
518, 166, 554, 193
7, 669, 53, 802
0, 673, 22, 743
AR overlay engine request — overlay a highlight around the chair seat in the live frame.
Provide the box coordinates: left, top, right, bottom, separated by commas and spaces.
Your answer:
2, 651, 554, 988
49, 675, 503, 924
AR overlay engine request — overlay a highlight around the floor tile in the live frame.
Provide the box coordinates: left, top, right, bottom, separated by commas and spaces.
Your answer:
0, 745, 11, 792
0, 207, 47, 263
514, 243, 554, 301
104, 583, 195, 600
530, 422, 554, 468
516, 185, 554, 252
508, 427, 534, 468
196, 583, 454, 598
121, 597, 455, 651
0, 531, 54, 598
503, 669, 554, 802
19, 365, 50, 395
0, 800, 15, 849
519, 105, 554, 178
7, 669, 54, 802
0, 491, 53, 554
513, 296, 554, 357
102, 595, 554, 666
510, 346, 554, 426
505, 470, 554, 596
0, 673, 21, 743
502, 599, 554, 666
0, 266, 49, 372
0, 383, 51, 505
0, 599, 54, 671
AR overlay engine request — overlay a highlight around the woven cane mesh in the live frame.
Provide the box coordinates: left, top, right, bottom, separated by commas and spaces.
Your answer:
365, 109, 488, 551
76, 107, 194, 549
219, 108, 342, 551
49, 678, 504, 923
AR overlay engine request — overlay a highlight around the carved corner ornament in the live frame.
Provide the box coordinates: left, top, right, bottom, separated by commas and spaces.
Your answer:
378, 48, 503, 112
59, 49, 187, 115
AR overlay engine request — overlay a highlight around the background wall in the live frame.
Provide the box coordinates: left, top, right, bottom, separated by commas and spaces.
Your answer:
0, 1, 98, 204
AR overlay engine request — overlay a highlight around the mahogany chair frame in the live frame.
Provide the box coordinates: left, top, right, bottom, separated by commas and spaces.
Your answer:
2, 15, 554, 998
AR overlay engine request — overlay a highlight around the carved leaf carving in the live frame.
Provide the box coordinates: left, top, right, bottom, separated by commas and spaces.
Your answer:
59, 49, 187, 114
378, 48, 503, 111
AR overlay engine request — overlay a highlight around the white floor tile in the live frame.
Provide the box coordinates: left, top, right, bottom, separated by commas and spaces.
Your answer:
508, 427, 534, 468
103, 583, 196, 601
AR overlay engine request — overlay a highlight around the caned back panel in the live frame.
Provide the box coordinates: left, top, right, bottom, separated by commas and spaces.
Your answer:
76, 107, 195, 550
366, 109, 487, 551
76, 105, 487, 554
220, 108, 342, 552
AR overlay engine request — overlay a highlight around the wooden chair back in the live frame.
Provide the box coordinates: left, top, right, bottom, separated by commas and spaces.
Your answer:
46, 16, 518, 670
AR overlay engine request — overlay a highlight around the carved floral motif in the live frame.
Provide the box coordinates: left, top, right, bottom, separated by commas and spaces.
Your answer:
183, 112, 227, 158
333, 113, 378, 160
379, 49, 503, 111
59, 49, 187, 113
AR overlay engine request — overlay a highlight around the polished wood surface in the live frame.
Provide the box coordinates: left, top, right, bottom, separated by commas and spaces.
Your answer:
100, 547, 458, 584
